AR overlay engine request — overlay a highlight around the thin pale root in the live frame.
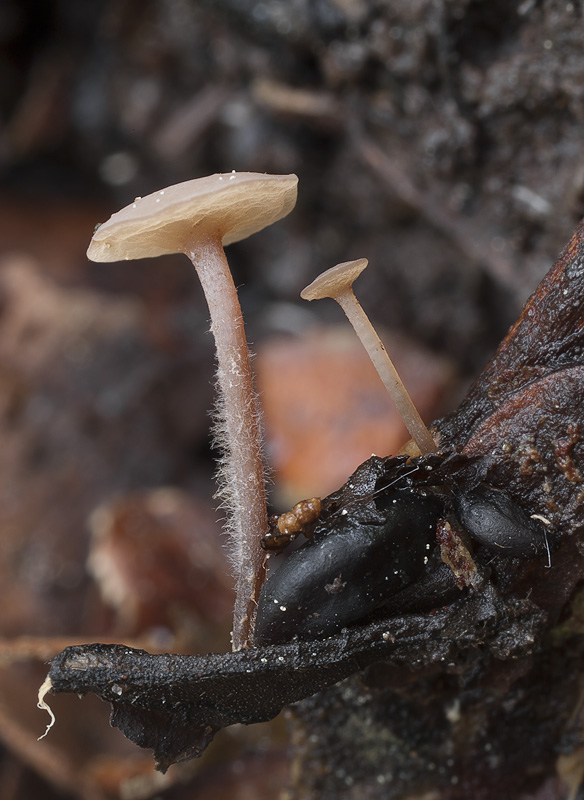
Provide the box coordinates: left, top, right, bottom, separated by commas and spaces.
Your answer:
37, 675, 56, 740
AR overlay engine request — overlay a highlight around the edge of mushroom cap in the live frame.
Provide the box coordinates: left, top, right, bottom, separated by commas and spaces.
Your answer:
87, 172, 298, 263
301, 258, 369, 301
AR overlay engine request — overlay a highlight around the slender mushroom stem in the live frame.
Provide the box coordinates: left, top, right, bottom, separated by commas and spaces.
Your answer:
186, 238, 268, 651
301, 259, 438, 455
335, 289, 438, 454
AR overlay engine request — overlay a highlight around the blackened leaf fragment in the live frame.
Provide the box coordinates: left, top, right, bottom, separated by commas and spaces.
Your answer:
47, 586, 547, 771
438, 217, 584, 449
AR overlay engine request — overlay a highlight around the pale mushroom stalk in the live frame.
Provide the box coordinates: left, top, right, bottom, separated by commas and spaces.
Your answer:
301, 259, 438, 455
187, 237, 267, 648
86, 172, 298, 650
335, 289, 437, 454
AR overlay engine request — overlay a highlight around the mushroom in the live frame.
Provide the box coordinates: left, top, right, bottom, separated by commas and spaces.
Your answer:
87, 171, 298, 650
301, 258, 437, 455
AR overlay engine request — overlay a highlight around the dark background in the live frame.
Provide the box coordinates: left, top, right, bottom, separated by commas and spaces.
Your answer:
0, 1, 582, 798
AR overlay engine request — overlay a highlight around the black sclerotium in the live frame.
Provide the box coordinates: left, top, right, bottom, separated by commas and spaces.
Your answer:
255, 455, 558, 646
254, 489, 443, 645
454, 484, 552, 557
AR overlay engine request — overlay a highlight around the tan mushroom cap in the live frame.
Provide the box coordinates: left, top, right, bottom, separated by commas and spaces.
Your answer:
300, 258, 368, 301
87, 172, 298, 262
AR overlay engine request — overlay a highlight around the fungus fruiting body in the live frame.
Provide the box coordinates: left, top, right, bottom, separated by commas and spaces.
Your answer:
301, 259, 438, 455
88, 171, 298, 650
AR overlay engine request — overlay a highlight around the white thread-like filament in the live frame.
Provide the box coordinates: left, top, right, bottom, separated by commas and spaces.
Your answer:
37, 675, 56, 740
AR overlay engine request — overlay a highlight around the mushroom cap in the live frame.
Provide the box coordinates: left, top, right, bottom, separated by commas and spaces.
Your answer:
87, 172, 298, 262
301, 258, 368, 301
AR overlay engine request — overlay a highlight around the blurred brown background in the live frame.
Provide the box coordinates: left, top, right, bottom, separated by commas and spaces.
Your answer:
0, 1, 582, 797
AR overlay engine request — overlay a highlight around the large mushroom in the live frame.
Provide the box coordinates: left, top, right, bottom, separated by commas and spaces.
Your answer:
87, 171, 298, 650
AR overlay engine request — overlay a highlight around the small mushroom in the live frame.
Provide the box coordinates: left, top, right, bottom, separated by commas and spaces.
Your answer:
301, 258, 437, 455
88, 171, 298, 650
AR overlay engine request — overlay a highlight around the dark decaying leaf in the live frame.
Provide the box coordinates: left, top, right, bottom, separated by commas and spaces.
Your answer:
47, 584, 545, 773
440, 216, 584, 454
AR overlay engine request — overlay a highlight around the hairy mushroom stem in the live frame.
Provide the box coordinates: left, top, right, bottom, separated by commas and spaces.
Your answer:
186, 237, 267, 651
85, 172, 298, 651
